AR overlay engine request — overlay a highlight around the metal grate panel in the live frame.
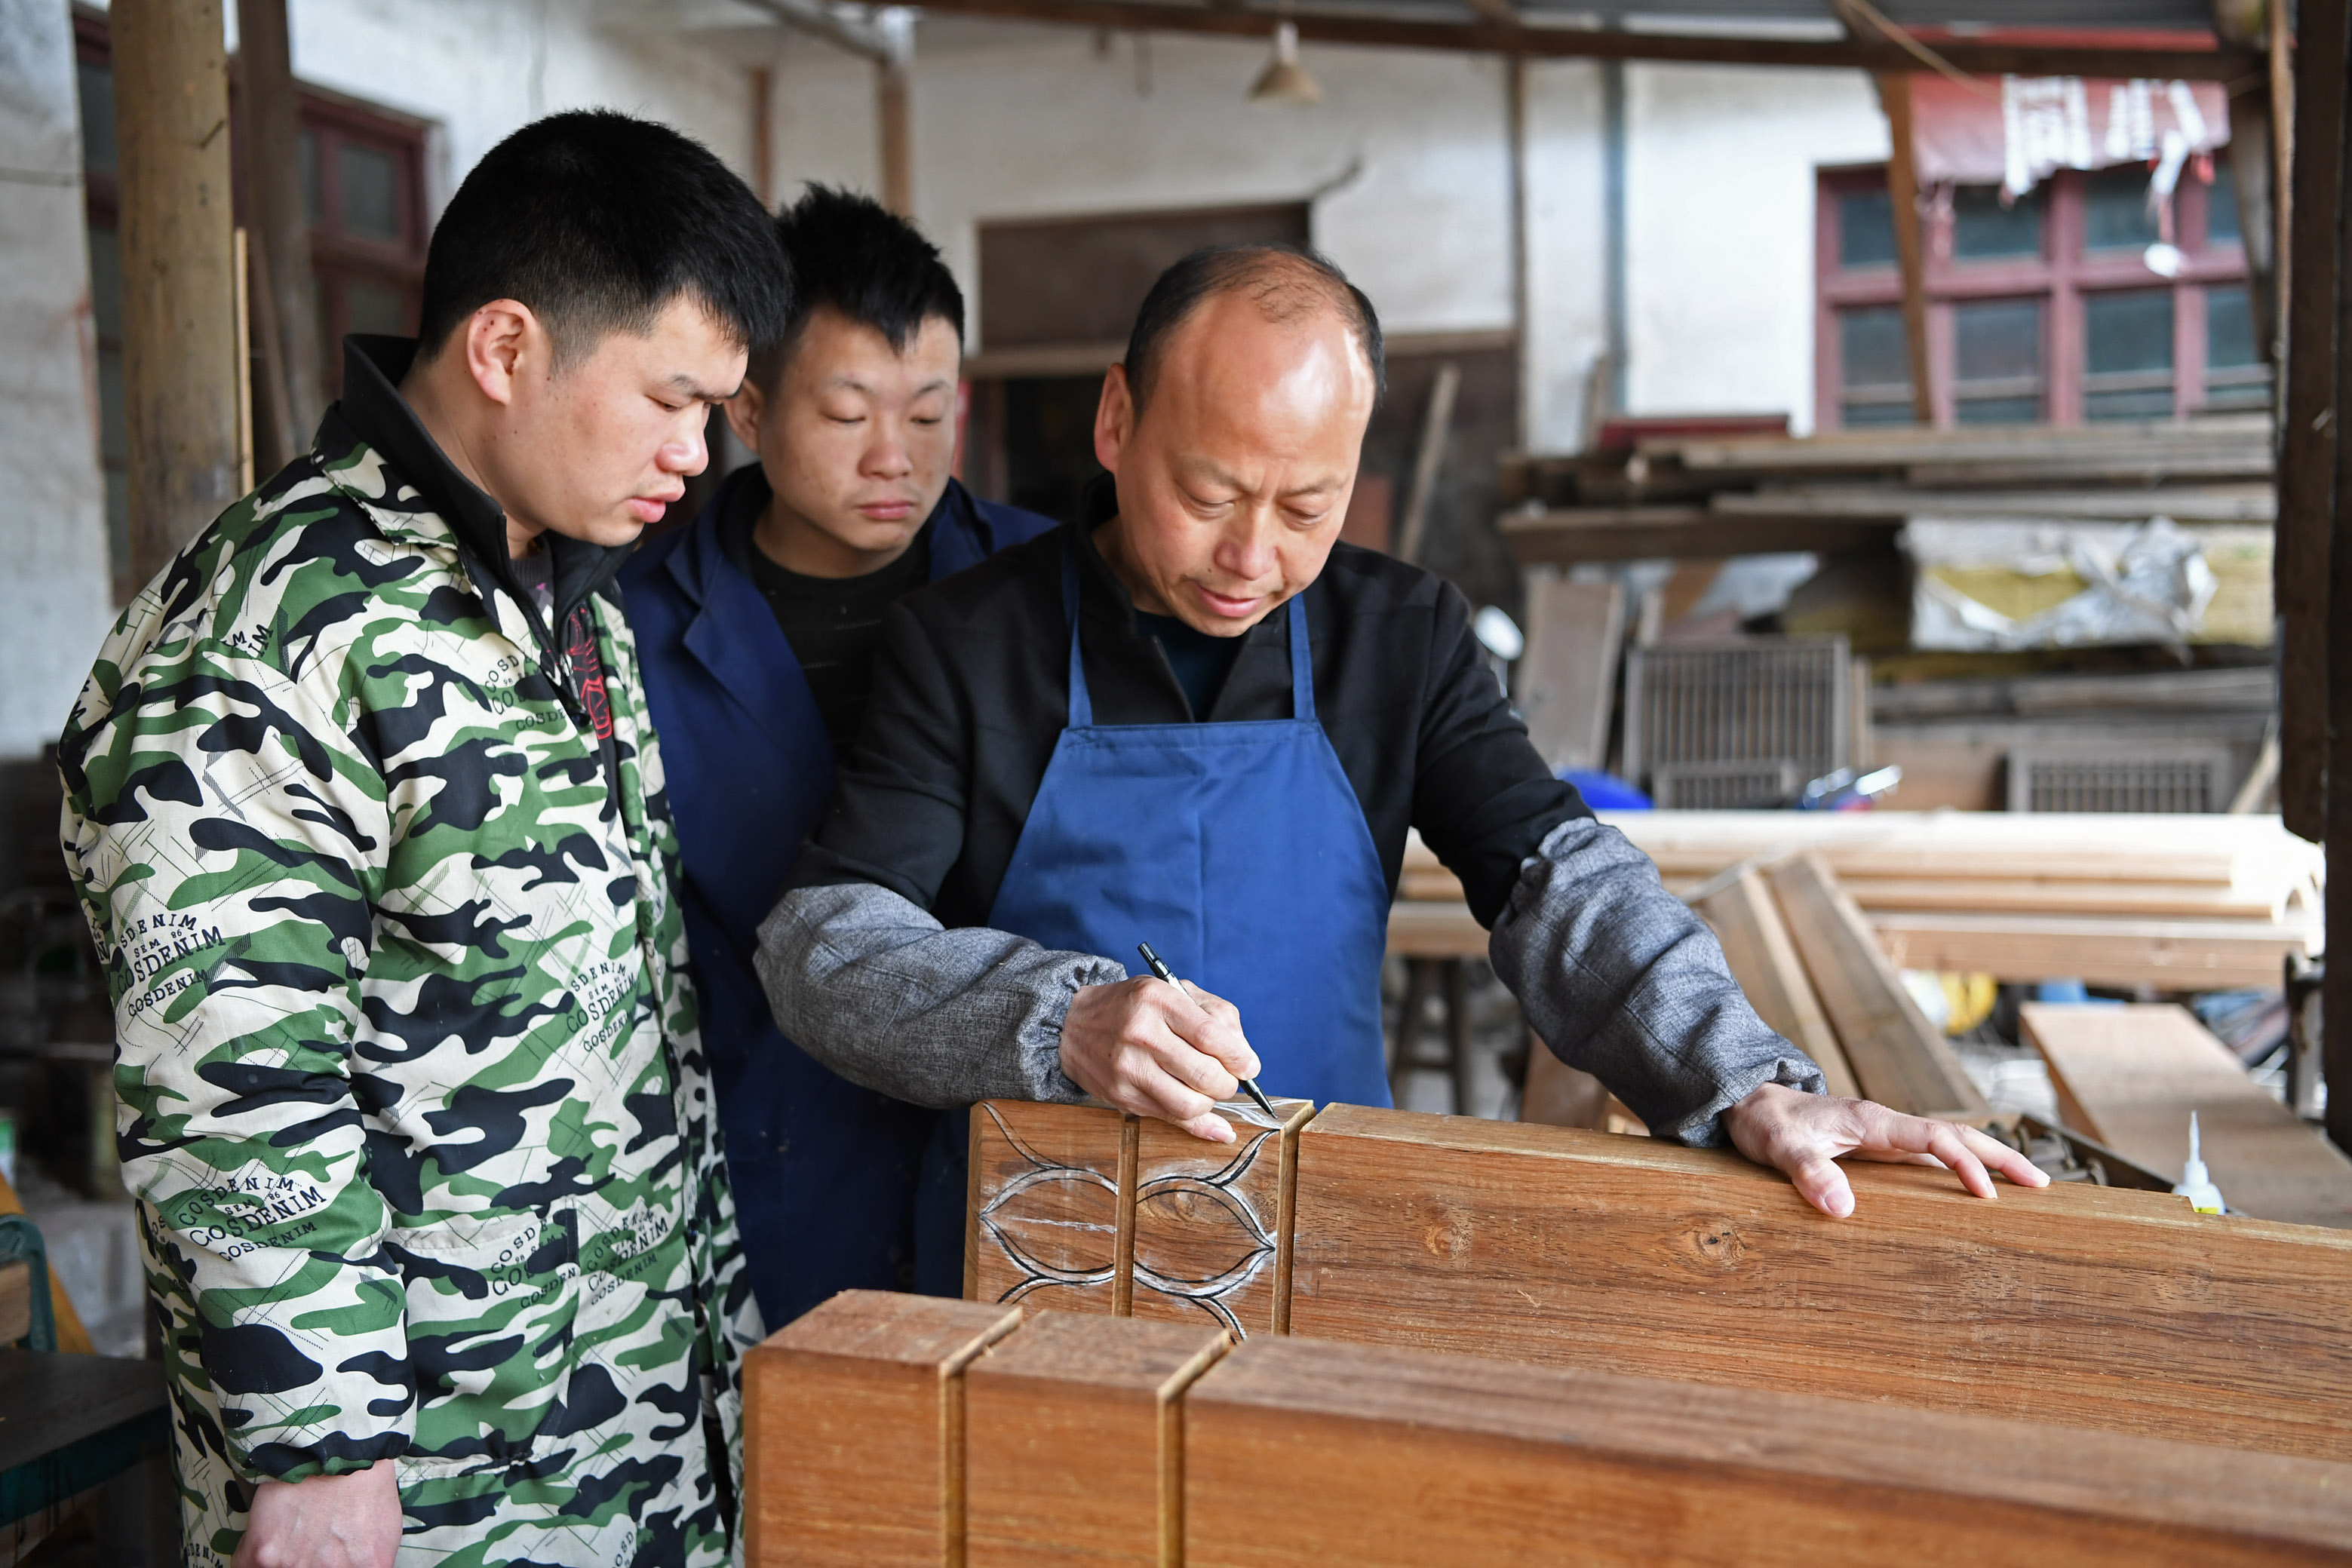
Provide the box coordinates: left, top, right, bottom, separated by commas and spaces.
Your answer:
1623, 637, 1852, 796
2007, 742, 2233, 813
1650, 759, 1803, 810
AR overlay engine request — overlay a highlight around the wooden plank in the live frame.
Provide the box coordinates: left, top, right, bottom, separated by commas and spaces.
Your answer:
1129, 1100, 1313, 1339
1691, 868, 1859, 1098
745, 1290, 1022, 1568
969, 1099, 1130, 1314
965, 1310, 1227, 1568
1870, 911, 2316, 990
1499, 505, 1892, 566
1712, 484, 2278, 523
1514, 575, 1623, 774
0, 1263, 27, 1348
2276, 0, 2347, 842
2021, 1002, 2352, 1230
1765, 854, 1988, 1119
1184, 1335, 2352, 1567
1838, 877, 2287, 920
1384, 898, 1488, 959
1284, 1106, 2352, 1462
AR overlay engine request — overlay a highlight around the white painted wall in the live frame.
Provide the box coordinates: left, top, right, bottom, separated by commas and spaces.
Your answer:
763, 32, 1884, 445
0, 0, 114, 762
1625, 61, 1887, 434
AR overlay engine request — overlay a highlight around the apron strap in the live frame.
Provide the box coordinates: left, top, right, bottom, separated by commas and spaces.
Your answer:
1286, 591, 1314, 722
1060, 532, 1093, 729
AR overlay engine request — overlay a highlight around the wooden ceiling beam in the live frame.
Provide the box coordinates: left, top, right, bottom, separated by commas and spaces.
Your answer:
905, 0, 2258, 79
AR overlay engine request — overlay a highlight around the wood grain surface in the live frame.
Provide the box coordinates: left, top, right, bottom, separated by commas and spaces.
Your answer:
1692, 868, 1860, 1098
965, 1310, 1229, 1567
1767, 853, 1989, 1118
1184, 1335, 2352, 1566
2023, 1002, 2352, 1230
744, 1290, 1021, 1567
969, 1100, 1130, 1313
1284, 1106, 2352, 1462
1128, 1099, 1312, 1337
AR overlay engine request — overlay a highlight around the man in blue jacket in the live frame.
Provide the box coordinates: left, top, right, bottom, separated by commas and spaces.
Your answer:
623, 187, 1053, 1327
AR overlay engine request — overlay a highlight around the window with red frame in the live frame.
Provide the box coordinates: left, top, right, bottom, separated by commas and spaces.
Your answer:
74, 8, 427, 597
1816, 162, 2265, 431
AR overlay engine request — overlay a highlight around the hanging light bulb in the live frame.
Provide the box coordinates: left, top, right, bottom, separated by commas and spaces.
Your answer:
1249, 20, 1322, 107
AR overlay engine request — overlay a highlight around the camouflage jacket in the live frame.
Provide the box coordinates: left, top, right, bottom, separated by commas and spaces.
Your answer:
57, 347, 757, 1563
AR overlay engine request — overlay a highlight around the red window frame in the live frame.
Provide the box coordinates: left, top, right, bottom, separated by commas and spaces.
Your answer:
1815, 163, 2253, 429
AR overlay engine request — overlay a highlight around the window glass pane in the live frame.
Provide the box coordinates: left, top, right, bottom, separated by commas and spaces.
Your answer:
1952, 185, 2042, 259
300, 130, 322, 226
77, 62, 115, 175
345, 280, 407, 336
2083, 167, 2160, 253
1954, 299, 2040, 382
1955, 395, 2042, 425
1839, 307, 1909, 388
2206, 160, 2241, 245
337, 143, 401, 239
2206, 284, 2258, 370
2084, 289, 2174, 374
1841, 400, 1916, 428
86, 222, 121, 341
1838, 189, 1896, 268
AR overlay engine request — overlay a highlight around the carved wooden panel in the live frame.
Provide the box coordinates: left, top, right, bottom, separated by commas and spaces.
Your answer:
1129, 1098, 1313, 1337
969, 1100, 1130, 1314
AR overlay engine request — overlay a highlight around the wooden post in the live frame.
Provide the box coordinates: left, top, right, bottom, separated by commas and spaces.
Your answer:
2280, 0, 2347, 847
2326, 0, 2352, 1158
235, 0, 324, 474
112, 0, 241, 589
877, 58, 913, 215
1505, 52, 1529, 452
1874, 72, 1934, 426
751, 64, 775, 209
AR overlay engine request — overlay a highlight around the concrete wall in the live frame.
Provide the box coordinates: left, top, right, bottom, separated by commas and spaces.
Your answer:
763, 29, 1885, 446
0, 0, 114, 763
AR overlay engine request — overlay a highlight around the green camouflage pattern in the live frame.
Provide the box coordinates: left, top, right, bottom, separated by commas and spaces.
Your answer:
57, 412, 760, 1567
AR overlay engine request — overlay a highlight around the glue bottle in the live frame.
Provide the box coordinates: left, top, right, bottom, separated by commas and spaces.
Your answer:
2172, 1112, 2225, 1215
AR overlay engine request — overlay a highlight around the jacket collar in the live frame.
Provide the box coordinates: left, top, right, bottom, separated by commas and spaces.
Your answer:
332, 335, 633, 626
664, 465, 990, 611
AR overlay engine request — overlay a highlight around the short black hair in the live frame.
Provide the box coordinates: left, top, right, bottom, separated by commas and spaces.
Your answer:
1122, 243, 1384, 416
416, 110, 791, 367
748, 186, 964, 389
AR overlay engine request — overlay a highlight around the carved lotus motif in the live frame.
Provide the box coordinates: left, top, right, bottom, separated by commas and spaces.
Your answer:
1131, 1132, 1277, 1335
976, 1103, 1120, 1302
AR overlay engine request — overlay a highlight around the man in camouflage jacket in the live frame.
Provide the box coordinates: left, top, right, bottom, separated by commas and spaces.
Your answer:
56, 114, 786, 1568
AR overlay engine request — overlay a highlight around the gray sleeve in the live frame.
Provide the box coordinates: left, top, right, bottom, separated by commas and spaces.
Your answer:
753, 881, 1121, 1107
1488, 816, 1825, 1146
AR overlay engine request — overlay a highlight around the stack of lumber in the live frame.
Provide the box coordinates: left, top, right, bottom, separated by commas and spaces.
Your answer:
1393, 812, 2323, 992
966, 1100, 2352, 1462
1497, 416, 2275, 568
2022, 1002, 2352, 1230
748, 1288, 2352, 1566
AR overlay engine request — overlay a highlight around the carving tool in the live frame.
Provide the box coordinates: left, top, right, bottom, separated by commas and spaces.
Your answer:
1137, 942, 1280, 1123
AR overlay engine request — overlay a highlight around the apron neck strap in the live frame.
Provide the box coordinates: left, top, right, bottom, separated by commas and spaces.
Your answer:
1060, 527, 1318, 727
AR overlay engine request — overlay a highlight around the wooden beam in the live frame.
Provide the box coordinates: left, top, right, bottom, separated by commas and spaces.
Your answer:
112, 0, 241, 589
2022, 1002, 2352, 1230
234, 0, 324, 474
2280, 0, 2347, 843
1284, 1104, 2352, 1462
965, 1311, 1228, 1567
1870, 910, 2317, 990
743, 1290, 1021, 1567
1765, 854, 1988, 1120
1873, 72, 1935, 426
898, 0, 2257, 77
1185, 1335, 2352, 1566
1691, 867, 1861, 1099
751, 64, 775, 208
1499, 504, 1893, 566
878, 57, 913, 216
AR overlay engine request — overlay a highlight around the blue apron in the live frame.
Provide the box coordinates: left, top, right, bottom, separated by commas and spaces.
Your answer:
622, 470, 1052, 1327
938, 539, 1390, 1220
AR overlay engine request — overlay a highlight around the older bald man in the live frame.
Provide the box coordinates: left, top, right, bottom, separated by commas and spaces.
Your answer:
752, 242, 2044, 1226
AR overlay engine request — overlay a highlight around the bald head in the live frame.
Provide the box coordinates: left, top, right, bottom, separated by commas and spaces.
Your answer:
1122, 244, 1384, 420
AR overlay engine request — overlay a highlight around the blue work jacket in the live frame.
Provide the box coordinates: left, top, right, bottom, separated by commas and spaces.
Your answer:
621, 465, 1054, 1328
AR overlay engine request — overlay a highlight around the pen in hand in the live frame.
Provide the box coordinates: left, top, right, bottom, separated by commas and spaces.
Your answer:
1136, 942, 1281, 1124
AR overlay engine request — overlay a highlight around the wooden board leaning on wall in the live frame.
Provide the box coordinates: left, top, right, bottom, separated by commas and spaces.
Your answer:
969, 1100, 2352, 1464
744, 1290, 2352, 1568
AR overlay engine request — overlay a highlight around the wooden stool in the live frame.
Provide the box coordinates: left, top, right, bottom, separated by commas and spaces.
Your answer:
1388, 956, 1473, 1115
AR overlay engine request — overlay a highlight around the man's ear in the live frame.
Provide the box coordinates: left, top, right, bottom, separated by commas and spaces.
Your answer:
1093, 363, 1135, 471
723, 376, 766, 452
462, 299, 540, 409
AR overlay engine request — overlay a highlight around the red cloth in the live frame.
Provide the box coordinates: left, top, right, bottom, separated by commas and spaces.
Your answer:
1908, 72, 2230, 195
